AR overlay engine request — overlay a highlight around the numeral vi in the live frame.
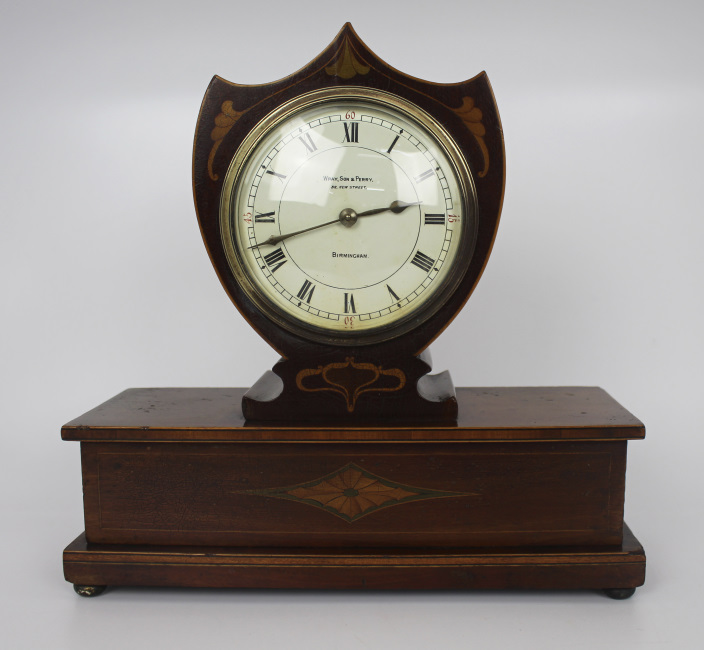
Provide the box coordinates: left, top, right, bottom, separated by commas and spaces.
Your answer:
344, 292, 356, 313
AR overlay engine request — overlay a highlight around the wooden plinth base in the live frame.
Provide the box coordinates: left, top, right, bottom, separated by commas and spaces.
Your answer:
62, 387, 646, 597
64, 523, 644, 594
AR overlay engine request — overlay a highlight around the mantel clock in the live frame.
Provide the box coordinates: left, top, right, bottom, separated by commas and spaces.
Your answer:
61, 25, 645, 599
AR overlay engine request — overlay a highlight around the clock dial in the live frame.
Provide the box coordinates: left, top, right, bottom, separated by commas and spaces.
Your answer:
220, 88, 477, 343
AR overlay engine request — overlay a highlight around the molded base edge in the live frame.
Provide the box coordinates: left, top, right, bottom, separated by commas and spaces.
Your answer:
64, 523, 645, 592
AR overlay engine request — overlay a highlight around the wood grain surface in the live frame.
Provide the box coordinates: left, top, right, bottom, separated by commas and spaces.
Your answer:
62, 386, 644, 442
63, 525, 645, 591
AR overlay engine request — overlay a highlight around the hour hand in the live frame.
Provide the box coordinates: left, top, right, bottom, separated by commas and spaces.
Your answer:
247, 218, 339, 249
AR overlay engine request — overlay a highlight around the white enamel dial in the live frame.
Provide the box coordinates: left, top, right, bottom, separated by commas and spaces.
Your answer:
220, 88, 477, 343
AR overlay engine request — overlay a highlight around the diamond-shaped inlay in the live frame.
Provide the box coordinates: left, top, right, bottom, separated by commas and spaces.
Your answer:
239, 462, 469, 522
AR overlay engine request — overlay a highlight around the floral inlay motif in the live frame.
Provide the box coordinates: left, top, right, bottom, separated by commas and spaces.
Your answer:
240, 462, 467, 522
325, 36, 370, 79
448, 96, 490, 177
208, 100, 246, 180
296, 357, 405, 413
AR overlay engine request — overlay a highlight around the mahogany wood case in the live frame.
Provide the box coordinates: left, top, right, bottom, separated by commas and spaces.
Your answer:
61, 25, 646, 597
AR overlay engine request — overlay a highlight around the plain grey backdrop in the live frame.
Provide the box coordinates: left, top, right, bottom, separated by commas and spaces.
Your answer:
1, 1, 702, 648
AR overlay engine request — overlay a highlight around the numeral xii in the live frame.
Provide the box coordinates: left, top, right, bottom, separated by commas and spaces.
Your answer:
343, 122, 359, 143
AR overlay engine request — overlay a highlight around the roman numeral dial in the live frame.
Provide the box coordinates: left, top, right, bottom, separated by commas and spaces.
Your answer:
223, 91, 472, 339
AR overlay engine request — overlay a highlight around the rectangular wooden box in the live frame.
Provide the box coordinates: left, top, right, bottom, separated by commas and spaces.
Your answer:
63, 387, 643, 550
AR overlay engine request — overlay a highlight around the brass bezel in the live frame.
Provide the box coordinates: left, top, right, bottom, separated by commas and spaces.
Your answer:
219, 87, 478, 346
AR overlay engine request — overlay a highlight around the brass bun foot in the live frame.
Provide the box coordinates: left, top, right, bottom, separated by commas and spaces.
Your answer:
73, 584, 107, 597
604, 587, 637, 600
